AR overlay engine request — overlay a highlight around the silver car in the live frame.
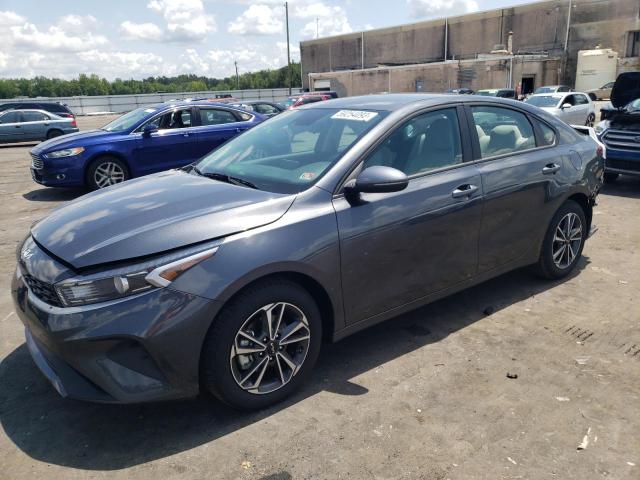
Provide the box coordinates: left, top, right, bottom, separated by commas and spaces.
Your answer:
0, 109, 78, 144
525, 92, 596, 126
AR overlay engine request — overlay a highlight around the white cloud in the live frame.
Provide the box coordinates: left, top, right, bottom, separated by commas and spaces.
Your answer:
292, 2, 352, 39
147, 0, 216, 42
0, 10, 26, 26
228, 4, 283, 35
0, 52, 9, 69
120, 21, 163, 41
56, 14, 98, 35
407, 0, 479, 18
10, 19, 108, 52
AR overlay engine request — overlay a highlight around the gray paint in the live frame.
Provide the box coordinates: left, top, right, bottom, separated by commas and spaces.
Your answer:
12, 95, 603, 403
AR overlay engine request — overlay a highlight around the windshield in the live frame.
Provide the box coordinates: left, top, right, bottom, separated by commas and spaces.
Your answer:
476, 90, 498, 96
278, 97, 299, 108
195, 107, 388, 194
102, 107, 157, 132
628, 99, 640, 111
525, 95, 560, 108
534, 87, 556, 94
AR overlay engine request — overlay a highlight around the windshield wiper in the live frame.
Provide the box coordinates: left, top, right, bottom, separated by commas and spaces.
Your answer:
193, 168, 258, 190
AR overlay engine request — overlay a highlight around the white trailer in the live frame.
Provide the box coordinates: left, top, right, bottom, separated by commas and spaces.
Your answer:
575, 48, 618, 92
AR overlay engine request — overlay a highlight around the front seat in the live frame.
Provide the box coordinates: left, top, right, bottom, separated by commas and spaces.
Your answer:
404, 118, 454, 175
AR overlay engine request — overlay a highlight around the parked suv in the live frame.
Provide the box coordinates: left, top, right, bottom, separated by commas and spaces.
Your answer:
0, 101, 75, 119
29, 101, 265, 189
13, 94, 603, 410
594, 72, 640, 182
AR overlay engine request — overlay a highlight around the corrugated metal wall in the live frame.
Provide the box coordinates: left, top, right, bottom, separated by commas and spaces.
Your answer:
0, 88, 303, 115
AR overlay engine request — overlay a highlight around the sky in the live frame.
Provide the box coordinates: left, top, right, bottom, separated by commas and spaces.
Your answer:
0, 0, 535, 80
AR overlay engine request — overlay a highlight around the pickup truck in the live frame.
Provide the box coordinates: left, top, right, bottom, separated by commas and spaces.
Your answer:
595, 72, 640, 182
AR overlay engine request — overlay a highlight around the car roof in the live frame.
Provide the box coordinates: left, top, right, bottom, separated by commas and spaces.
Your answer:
307, 93, 478, 112
1, 108, 54, 114
153, 100, 247, 109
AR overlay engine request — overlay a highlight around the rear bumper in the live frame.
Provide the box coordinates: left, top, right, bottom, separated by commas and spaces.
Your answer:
12, 265, 222, 403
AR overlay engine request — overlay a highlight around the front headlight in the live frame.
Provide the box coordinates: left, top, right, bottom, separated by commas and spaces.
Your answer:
46, 147, 85, 158
54, 244, 218, 307
594, 121, 609, 136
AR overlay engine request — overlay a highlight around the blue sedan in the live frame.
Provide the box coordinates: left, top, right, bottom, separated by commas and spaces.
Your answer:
29, 101, 265, 189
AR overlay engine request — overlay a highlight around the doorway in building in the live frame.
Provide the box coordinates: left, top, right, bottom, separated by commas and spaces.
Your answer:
521, 75, 535, 96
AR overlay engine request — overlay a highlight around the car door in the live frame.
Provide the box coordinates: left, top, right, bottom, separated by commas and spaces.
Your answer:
195, 107, 251, 157
467, 104, 570, 273
133, 107, 199, 175
573, 94, 590, 124
20, 111, 49, 141
0, 111, 24, 143
332, 106, 483, 324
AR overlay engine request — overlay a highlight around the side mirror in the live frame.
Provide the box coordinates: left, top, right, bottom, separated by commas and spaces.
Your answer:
344, 166, 409, 195
142, 124, 158, 137
561, 103, 572, 110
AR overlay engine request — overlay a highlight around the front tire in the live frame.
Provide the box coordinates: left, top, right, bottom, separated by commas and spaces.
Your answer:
201, 279, 322, 410
86, 156, 129, 190
535, 200, 587, 279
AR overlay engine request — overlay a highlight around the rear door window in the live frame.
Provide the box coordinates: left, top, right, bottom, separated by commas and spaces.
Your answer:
199, 108, 239, 126
471, 106, 536, 158
22, 112, 49, 122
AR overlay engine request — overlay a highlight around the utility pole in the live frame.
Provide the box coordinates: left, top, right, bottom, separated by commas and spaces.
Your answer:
285, 2, 292, 95
234, 60, 239, 90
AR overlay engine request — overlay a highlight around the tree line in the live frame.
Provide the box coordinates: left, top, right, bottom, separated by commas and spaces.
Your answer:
0, 62, 302, 99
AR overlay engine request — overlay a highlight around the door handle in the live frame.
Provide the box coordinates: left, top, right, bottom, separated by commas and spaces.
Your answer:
182, 133, 190, 138
542, 163, 561, 175
451, 184, 478, 199
15, 125, 21, 128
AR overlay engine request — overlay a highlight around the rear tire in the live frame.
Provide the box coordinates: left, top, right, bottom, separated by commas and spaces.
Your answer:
585, 113, 595, 127
86, 156, 129, 190
46, 129, 63, 139
603, 172, 619, 183
201, 279, 322, 410
535, 200, 587, 280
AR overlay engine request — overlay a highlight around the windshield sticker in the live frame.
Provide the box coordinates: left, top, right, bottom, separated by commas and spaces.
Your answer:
331, 110, 378, 122
299, 172, 317, 181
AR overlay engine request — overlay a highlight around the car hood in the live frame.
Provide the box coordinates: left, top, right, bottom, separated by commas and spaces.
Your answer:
31, 129, 121, 154
31, 170, 295, 269
610, 72, 640, 109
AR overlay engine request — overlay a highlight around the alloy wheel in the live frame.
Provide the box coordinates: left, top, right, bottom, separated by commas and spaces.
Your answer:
94, 162, 125, 188
230, 302, 311, 395
552, 212, 583, 269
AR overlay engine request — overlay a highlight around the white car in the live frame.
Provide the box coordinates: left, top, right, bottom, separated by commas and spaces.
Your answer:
525, 92, 596, 126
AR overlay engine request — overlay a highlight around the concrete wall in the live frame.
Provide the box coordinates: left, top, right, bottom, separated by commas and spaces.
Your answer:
301, 0, 640, 90
0, 88, 303, 115
308, 57, 561, 98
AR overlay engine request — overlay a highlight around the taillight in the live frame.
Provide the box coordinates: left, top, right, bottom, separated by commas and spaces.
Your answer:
70, 119, 77, 127
596, 145, 603, 158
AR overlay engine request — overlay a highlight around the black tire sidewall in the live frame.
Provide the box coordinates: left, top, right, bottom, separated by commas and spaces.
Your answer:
46, 130, 62, 139
539, 200, 587, 279
201, 280, 323, 410
86, 156, 129, 190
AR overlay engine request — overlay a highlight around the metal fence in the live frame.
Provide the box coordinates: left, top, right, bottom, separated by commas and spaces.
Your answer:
0, 88, 303, 115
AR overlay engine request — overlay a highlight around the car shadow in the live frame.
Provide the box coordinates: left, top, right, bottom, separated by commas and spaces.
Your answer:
600, 176, 640, 199
0, 258, 588, 471
22, 187, 85, 202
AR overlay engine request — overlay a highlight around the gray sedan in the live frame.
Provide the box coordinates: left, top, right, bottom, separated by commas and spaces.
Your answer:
0, 109, 78, 144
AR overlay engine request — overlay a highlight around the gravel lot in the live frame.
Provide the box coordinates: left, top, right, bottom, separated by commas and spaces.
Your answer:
0, 114, 639, 479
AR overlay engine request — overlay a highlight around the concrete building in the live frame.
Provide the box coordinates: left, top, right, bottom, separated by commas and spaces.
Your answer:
300, 0, 640, 96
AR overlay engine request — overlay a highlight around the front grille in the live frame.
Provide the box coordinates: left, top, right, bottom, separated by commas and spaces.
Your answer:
31, 154, 44, 170
602, 130, 640, 153
23, 274, 63, 307
605, 158, 640, 173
